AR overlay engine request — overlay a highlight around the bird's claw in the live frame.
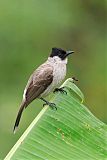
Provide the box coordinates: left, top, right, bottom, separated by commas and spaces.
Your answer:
43, 102, 57, 110
53, 87, 67, 95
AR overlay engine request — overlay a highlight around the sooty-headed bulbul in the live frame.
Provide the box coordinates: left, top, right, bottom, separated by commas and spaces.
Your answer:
13, 47, 74, 133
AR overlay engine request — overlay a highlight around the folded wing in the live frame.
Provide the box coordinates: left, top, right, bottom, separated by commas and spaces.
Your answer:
24, 63, 53, 107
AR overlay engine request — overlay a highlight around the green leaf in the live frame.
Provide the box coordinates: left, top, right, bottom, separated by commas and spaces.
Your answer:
4, 78, 107, 160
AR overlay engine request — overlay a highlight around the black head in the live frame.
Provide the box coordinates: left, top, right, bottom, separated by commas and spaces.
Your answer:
50, 48, 74, 60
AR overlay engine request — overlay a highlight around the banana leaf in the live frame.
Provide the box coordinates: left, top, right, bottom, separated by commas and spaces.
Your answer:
4, 78, 107, 160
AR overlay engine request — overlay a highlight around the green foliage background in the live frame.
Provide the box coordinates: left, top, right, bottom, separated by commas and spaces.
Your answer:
0, 0, 106, 159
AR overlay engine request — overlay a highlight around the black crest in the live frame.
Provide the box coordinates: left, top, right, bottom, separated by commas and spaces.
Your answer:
50, 48, 67, 60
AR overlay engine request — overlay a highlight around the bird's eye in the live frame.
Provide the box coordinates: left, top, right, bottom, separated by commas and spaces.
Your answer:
58, 53, 62, 57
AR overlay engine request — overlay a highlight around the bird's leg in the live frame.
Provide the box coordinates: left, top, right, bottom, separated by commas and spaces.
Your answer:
53, 87, 67, 94
40, 97, 57, 110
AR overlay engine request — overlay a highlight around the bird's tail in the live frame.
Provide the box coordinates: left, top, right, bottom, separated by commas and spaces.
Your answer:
13, 101, 26, 134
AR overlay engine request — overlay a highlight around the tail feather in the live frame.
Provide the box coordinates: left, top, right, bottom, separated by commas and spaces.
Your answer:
13, 101, 26, 134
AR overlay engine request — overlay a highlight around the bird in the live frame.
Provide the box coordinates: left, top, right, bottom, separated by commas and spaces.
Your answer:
13, 47, 74, 133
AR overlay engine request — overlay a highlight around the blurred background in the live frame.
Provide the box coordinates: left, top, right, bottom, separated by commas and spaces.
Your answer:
0, 0, 106, 159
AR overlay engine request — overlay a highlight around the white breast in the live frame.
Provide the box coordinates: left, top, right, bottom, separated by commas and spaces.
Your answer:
52, 59, 66, 86
41, 56, 67, 97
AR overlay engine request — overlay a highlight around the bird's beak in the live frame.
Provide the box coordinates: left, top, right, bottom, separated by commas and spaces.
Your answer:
66, 50, 74, 57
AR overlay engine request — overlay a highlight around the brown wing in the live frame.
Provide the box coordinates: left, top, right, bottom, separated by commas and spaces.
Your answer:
24, 63, 53, 107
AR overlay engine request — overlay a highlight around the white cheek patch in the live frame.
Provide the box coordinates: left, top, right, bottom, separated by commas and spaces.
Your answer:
23, 88, 26, 100
63, 58, 68, 64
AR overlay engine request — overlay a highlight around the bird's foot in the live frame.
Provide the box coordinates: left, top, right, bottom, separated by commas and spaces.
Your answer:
72, 77, 78, 83
53, 87, 67, 95
43, 101, 57, 110
40, 97, 57, 110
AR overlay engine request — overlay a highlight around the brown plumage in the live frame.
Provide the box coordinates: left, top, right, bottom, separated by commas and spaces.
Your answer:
13, 63, 53, 133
